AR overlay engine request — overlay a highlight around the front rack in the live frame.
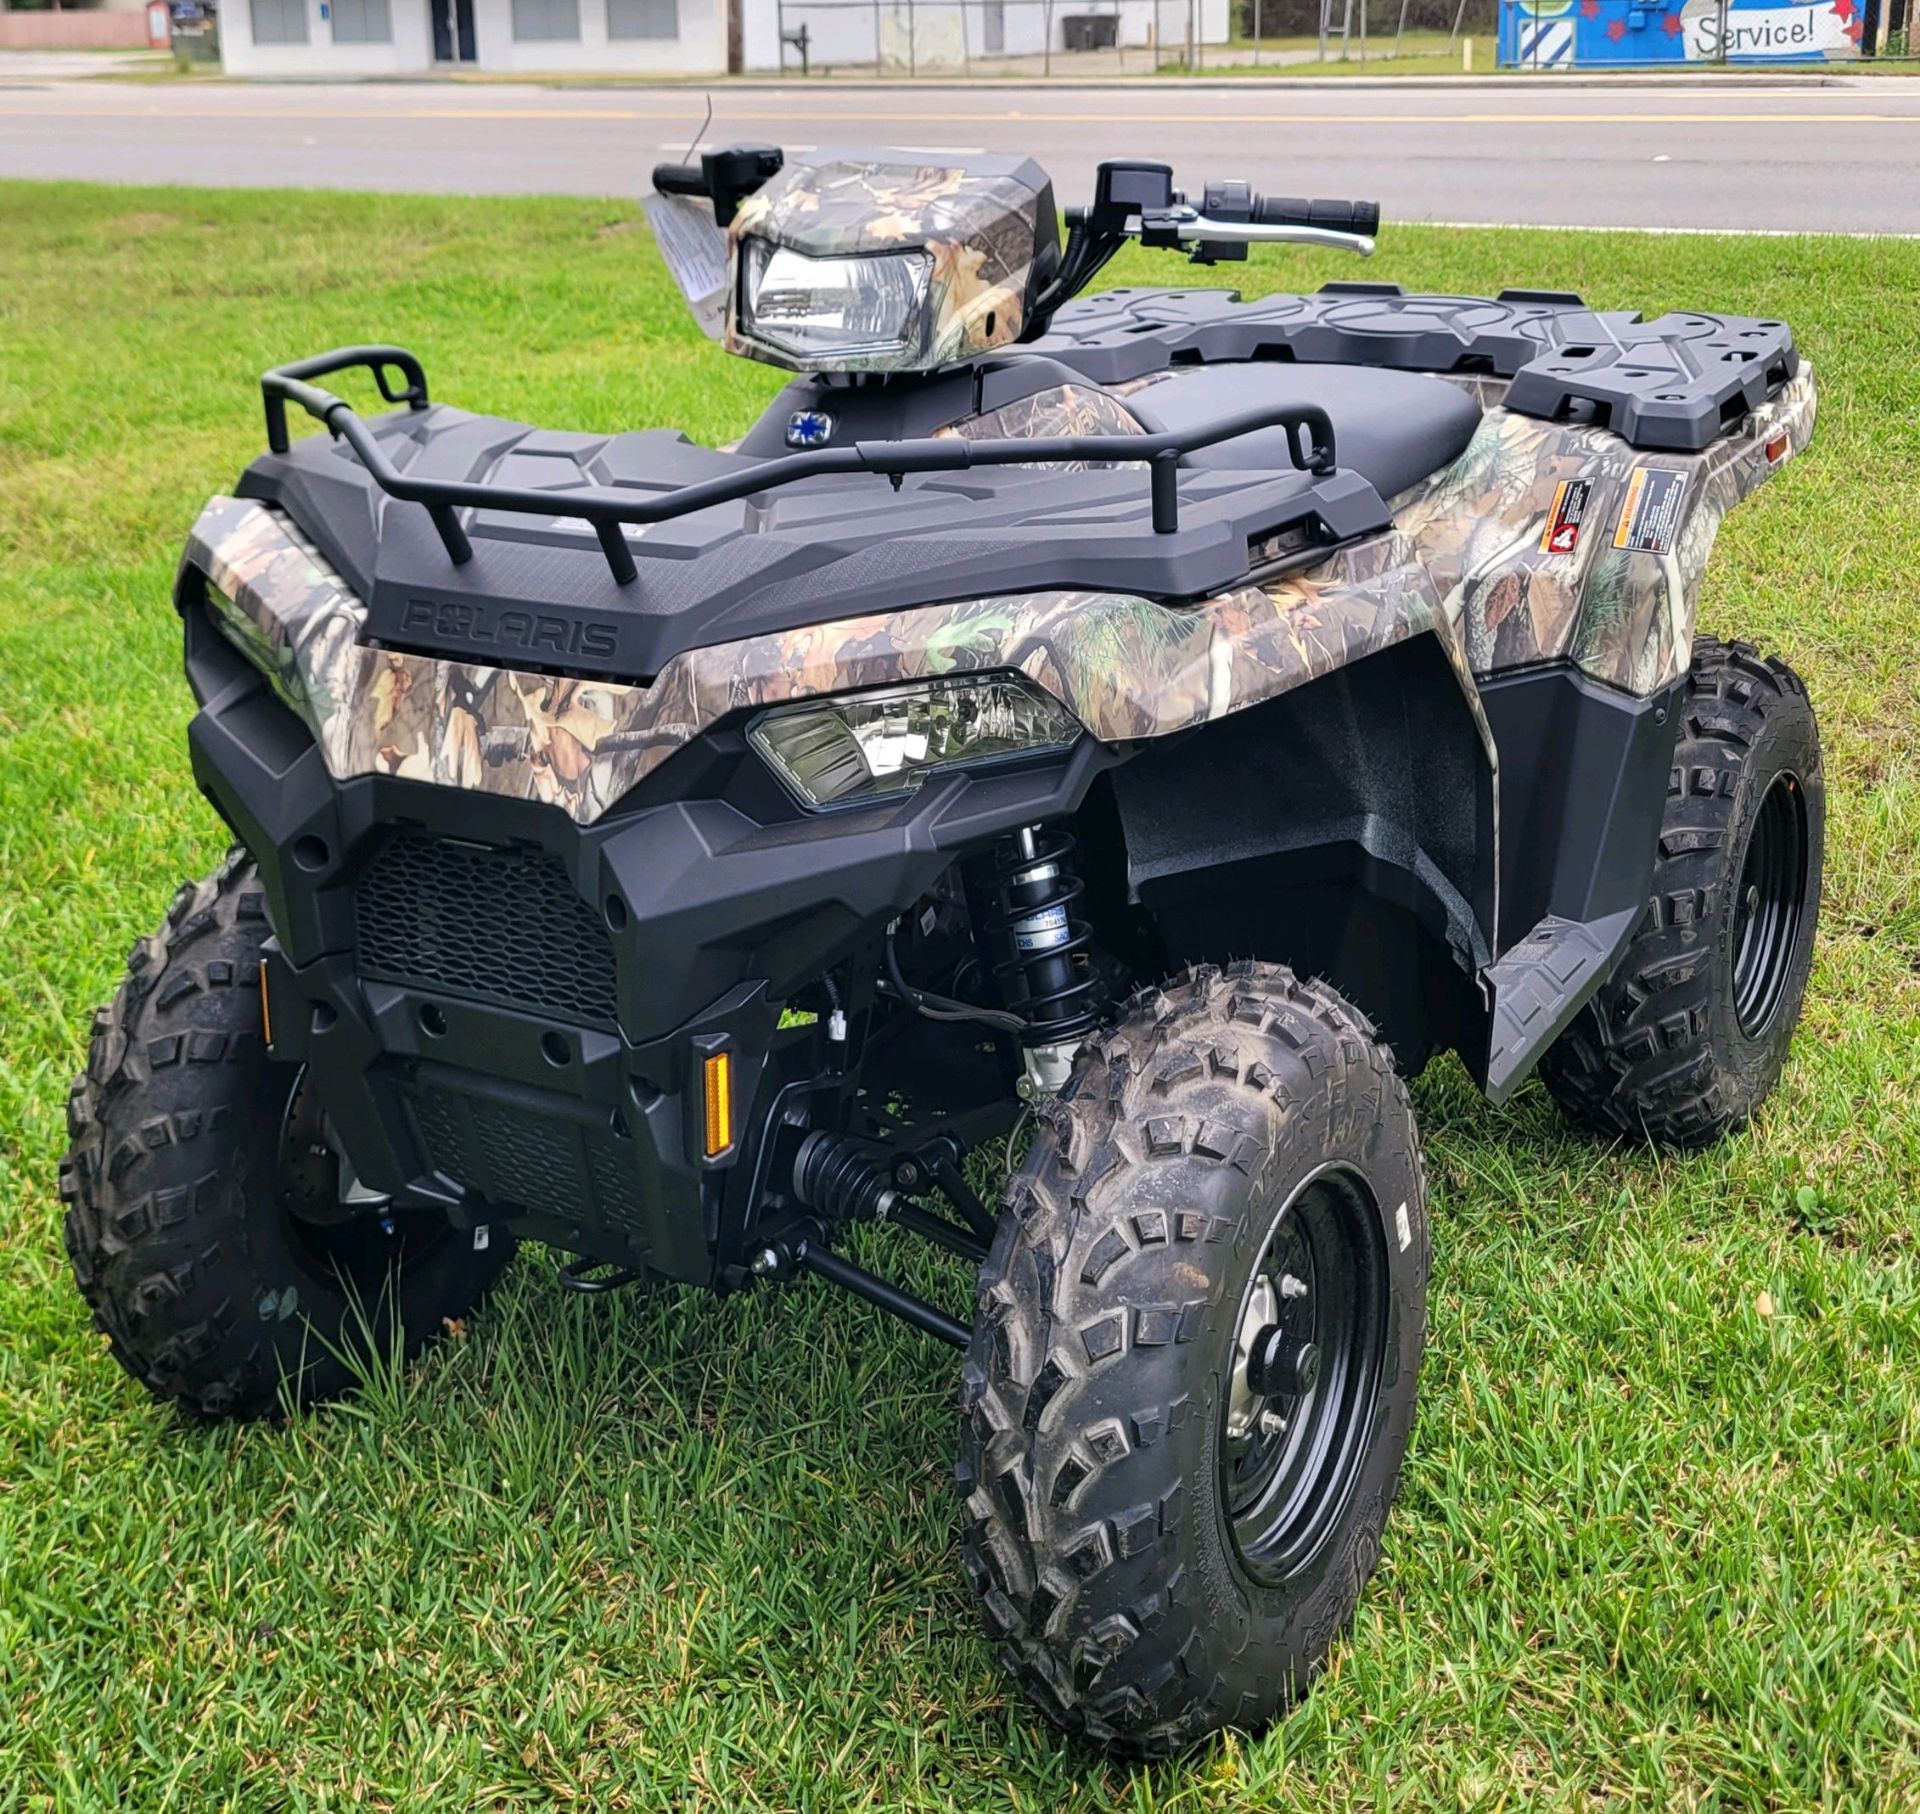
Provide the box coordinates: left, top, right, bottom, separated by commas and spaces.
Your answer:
260, 346, 1339, 586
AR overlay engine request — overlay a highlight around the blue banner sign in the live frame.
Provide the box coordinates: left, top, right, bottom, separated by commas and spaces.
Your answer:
1499, 0, 1865, 66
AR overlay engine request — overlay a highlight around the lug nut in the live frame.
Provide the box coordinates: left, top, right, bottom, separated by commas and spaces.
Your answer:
1245, 1325, 1321, 1398
749, 1246, 781, 1278
1258, 1408, 1287, 1438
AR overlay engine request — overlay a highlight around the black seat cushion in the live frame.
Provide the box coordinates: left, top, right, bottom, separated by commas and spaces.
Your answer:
1124, 362, 1483, 498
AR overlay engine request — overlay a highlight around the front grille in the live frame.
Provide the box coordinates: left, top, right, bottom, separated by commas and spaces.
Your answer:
407, 1085, 650, 1241
355, 832, 619, 1028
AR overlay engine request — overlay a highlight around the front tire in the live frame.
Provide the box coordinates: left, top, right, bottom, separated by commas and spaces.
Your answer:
60, 851, 516, 1420
1540, 637, 1824, 1149
957, 962, 1429, 1757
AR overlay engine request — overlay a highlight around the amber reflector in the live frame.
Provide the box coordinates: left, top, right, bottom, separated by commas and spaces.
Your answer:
1765, 430, 1790, 464
702, 1051, 733, 1158
258, 960, 273, 1047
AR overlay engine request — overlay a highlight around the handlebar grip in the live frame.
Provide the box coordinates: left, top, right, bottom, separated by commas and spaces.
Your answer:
1256, 196, 1382, 238
651, 162, 708, 199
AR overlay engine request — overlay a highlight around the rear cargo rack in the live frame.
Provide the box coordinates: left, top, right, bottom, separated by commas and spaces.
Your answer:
261, 346, 1338, 585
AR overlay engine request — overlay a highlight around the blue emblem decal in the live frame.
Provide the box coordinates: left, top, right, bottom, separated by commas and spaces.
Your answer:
785, 409, 835, 450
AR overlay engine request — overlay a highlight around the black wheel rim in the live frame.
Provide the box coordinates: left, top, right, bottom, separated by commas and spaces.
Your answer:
1219, 1165, 1390, 1587
275, 1067, 452, 1292
1731, 771, 1810, 1040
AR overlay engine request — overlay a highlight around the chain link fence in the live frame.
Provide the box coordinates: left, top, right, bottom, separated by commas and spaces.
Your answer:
757, 0, 1500, 73
758, 0, 1912, 69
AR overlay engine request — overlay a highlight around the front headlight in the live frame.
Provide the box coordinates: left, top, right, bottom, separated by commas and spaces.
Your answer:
740, 240, 934, 363
750, 674, 1080, 810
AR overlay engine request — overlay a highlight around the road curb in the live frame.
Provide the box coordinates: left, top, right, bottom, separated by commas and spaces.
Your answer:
499, 71, 1883, 92
42, 66, 1906, 92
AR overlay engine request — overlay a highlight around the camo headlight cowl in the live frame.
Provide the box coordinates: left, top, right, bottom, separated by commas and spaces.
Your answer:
724, 153, 1055, 376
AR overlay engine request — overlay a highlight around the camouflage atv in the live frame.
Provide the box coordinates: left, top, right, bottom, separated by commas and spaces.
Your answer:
63, 147, 1824, 1756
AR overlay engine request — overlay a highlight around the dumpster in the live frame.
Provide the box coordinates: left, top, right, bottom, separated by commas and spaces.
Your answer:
1062, 12, 1121, 49
170, 0, 221, 65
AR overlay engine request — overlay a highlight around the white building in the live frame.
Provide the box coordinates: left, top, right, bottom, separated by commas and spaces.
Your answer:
742, 0, 1230, 73
217, 0, 1223, 76
219, 0, 728, 76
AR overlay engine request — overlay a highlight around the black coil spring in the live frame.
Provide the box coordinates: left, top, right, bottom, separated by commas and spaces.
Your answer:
982, 827, 1103, 1045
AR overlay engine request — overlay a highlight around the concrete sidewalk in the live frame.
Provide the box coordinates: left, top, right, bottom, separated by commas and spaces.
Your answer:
0, 50, 172, 81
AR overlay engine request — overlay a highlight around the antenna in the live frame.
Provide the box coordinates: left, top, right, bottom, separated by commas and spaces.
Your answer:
680, 94, 714, 170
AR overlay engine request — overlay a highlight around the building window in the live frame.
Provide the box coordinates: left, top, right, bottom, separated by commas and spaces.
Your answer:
512, 0, 581, 38
331, 0, 392, 40
608, 0, 678, 38
250, 0, 309, 43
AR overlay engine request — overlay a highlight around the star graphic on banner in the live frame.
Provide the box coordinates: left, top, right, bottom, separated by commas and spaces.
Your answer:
1606, 15, 1627, 37
1845, 13, 1864, 37
1580, 0, 1599, 16
1830, 0, 1855, 21
1662, 9, 1684, 31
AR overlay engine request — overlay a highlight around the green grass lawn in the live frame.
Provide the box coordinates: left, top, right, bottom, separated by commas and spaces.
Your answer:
1178, 27, 1474, 75
2, 182, 1918, 1810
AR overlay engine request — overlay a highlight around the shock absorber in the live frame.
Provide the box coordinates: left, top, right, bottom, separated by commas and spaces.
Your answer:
981, 824, 1104, 1100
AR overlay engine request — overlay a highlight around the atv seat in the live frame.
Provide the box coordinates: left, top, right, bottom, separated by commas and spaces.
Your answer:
1124, 363, 1483, 499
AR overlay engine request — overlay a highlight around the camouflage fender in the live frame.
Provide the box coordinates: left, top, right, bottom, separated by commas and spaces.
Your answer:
187, 497, 1484, 829
725, 154, 1049, 375
1396, 365, 1816, 692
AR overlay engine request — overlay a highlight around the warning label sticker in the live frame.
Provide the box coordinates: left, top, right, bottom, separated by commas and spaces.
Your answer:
641, 191, 728, 340
1613, 466, 1690, 555
1539, 477, 1594, 556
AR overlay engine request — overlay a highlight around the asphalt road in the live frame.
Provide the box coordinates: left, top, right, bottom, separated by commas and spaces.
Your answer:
2, 75, 1917, 234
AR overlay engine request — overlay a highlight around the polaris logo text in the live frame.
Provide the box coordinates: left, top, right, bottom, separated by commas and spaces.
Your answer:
400, 598, 619, 660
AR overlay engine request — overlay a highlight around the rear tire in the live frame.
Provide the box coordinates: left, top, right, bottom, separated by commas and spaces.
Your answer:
60, 851, 516, 1420
1540, 638, 1823, 1150
957, 961, 1429, 1757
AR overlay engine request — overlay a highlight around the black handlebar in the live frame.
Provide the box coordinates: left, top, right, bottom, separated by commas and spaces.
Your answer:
1117, 171, 1381, 268
649, 143, 784, 226
650, 161, 708, 199
1255, 195, 1382, 238
651, 147, 1378, 264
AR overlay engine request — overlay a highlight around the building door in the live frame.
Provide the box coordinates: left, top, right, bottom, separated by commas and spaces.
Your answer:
433, 0, 478, 60
983, 0, 1005, 49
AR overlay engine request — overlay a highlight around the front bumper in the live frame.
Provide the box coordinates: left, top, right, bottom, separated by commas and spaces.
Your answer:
183, 583, 1106, 1283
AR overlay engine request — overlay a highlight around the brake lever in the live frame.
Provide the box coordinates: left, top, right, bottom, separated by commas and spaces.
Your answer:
1140, 205, 1376, 259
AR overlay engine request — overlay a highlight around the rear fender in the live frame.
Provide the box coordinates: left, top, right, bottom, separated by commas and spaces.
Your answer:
1396, 366, 1817, 696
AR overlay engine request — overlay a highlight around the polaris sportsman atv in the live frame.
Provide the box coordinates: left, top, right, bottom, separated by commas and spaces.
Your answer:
62, 146, 1824, 1755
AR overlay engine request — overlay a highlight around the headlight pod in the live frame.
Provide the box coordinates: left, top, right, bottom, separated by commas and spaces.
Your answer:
740, 240, 934, 364
750, 674, 1080, 810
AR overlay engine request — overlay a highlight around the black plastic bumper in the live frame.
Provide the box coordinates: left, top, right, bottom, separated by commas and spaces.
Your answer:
183, 593, 1110, 1284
